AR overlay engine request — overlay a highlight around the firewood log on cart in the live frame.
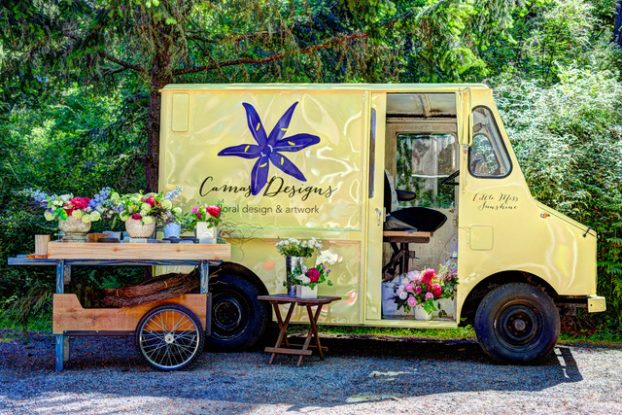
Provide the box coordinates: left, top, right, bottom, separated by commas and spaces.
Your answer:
102, 269, 199, 308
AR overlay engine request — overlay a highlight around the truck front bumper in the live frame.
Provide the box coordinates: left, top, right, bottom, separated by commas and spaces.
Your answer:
588, 295, 606, 313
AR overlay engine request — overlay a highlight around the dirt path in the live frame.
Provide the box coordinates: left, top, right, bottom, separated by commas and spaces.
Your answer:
1, 333, 621, 415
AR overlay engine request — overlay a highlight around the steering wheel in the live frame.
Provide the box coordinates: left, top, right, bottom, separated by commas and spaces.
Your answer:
441, 170, 460, 186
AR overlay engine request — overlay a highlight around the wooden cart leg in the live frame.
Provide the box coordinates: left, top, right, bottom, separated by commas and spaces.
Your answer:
297, 305, 324, 366
268, 302, 295, 365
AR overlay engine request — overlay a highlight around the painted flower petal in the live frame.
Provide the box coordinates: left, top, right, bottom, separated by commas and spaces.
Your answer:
267, 102, 299, 145
273, 133, 321, 152
250, 155, 270, 195
269, 152, 306, 181
243, 103, 268, 145
218, 144, 261, 159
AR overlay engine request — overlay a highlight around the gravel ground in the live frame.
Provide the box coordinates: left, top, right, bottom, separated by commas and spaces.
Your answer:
1, 332, 621, 415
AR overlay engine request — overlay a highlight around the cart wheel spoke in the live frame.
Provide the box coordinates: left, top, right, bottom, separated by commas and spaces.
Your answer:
137, 305, 203, 371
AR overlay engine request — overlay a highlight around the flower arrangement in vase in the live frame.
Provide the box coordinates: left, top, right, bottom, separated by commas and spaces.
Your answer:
394, 267, 458, 320
275, 238, 323, 295
112, 191, 180, 238
290, 249, 339, 298
185, 202, 223, 243
30, 190, 104, 241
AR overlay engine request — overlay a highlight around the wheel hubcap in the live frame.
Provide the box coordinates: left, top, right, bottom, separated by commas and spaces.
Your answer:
497, 304, 541, 348
214, 298, 243, 332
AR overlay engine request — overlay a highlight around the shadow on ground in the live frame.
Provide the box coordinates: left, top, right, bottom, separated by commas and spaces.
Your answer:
0, 331, 585, 413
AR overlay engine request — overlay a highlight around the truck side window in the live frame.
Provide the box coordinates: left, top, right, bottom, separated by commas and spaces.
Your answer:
469, 107, 511, 178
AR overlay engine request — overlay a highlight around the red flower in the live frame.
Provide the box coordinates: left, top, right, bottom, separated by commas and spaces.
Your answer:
422, 268, 435, 284
69, 197, 90, 210
307, 267, 320, 283
144, 196, 156, 206
206, 205, 221, 218
431, 283, 442, 298
131, 213, 142, 220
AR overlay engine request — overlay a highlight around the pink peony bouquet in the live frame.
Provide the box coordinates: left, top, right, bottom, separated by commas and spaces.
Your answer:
394, 266, 458, 314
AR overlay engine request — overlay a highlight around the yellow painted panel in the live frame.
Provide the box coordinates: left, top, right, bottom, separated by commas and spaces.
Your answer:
171, 94, 189, 131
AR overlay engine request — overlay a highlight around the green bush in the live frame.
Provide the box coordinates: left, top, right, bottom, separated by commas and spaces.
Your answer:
495, 67, 622, 334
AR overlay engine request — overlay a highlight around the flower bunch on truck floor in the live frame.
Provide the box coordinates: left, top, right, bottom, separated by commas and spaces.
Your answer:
394, 267, 459, 314
291, 249, 341, 288
184, 202, 223, 228
30, 189, 103, 223
275, 237, 322, 257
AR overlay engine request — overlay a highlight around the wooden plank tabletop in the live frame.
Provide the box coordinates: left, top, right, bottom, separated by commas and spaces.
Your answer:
47, 241, 231, 261
257, 294, 341, 305
383, 231, 433, 238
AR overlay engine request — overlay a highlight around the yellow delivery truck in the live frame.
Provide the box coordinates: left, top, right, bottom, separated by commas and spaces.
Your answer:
158, 83, 606, 362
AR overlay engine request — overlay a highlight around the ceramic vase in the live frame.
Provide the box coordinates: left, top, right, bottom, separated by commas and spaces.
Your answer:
414, 304, 433, 321
58, 216, 91, 241
195, 222, 217, 243
285, 256, 304, 296
125, 218, 156, 238
295, 285, 318, 299
163, 222, 182, 239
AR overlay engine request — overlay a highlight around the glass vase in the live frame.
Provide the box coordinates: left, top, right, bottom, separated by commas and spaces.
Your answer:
285, 256, 304, 296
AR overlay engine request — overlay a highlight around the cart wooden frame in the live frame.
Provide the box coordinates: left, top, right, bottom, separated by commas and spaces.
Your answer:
8, 242, 230, 371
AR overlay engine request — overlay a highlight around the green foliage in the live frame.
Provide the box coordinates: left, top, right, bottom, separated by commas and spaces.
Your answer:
495, 67, 622, 332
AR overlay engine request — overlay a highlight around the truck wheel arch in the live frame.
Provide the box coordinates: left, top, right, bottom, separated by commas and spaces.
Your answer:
209, 261, 269, 296
459, 271, 559, 326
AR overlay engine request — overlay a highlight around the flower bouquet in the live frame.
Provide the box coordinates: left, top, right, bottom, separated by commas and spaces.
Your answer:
275, 238, 323, 295
291, 249, 339, 298
394, 268, 443, 320
31, 190, 103, 241
112, 191, 178, 238
184, 202, 223, 242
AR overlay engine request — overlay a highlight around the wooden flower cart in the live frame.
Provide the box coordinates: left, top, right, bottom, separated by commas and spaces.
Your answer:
8, 241, 230, 371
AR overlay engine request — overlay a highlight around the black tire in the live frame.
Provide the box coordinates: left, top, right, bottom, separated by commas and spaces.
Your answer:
207, 273, 271, 351
135, 304, 205, 371
474, 283, 560, 363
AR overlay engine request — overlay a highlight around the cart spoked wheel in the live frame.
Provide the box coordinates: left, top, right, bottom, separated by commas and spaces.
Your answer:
136, 304, 205, 371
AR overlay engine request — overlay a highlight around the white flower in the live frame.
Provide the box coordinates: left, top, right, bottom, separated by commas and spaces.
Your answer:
397, 288, 407, 300
142, 216, 155, 225
315, 250, 339, 265
71, 210, 84, 219
44, 211, 55, 221
301, 275, 311, 284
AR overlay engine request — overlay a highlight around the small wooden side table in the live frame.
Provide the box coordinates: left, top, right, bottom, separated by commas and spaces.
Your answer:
258, 294, 340, 366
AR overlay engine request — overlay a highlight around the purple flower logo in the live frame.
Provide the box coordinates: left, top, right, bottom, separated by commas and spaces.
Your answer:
218, 102, 320, 195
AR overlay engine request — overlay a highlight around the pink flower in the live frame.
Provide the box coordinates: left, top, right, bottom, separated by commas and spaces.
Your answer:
191, 206, 199, 214
422, 268, 435, 284
307, 267, 320, 283
144, 196, 156, 206
405, 283, 414, 293
431, 283, 442, 297
131, 213, 142, 220
67, 197, 90, 212
206, 205, 222, 218
407, 296, 417, 308
425, 292, 434, 301
415, 286, 422, 294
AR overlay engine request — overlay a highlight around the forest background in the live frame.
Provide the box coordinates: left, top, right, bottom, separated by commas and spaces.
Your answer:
0, 0, 621, 340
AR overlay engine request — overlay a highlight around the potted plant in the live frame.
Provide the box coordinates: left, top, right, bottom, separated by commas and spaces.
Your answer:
112, 192, 164, 238
394, 268, 444, 320
158, 187, 183, 239
31, 190, 103, 241
185, 202, 223, 243
275, 238, 322, 296
291, 249, 338, 298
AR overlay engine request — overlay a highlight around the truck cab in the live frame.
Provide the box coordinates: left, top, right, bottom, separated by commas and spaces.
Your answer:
159, 83, 605, 362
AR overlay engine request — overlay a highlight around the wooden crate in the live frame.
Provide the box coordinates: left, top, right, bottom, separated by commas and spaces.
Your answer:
52, 293, 208, 334
48, 241, 230, 260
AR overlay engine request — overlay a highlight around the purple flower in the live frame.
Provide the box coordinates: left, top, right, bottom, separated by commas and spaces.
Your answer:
218, 102, 320, 195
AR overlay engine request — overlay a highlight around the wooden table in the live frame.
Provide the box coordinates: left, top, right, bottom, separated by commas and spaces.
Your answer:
8, 242, 230, 371
258, 294, 340, 366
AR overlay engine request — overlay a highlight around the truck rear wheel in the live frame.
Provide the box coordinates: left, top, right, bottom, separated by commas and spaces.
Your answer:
474, 283, 560, 363
207, 273, 271, 351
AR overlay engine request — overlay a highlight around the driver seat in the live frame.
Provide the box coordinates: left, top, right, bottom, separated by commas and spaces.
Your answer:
384, 171, 447, 232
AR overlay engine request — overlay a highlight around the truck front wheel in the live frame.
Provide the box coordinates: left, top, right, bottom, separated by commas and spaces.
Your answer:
207, 274, 271, 351
474, 283, 560, 362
